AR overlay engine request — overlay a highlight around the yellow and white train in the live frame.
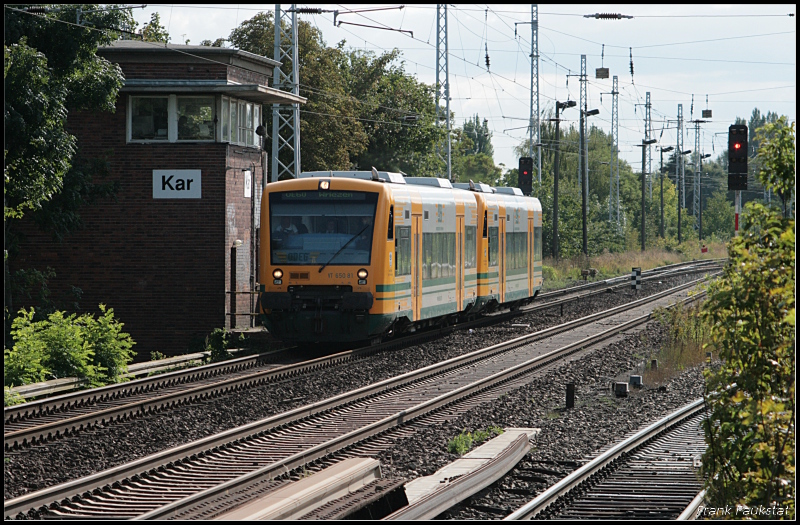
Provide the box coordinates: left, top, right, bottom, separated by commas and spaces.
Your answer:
258, 170, 543, 343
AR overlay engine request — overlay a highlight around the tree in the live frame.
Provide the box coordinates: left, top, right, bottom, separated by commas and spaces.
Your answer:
702, 189, 734, 241
140, 12, 170, 43
5, 4, 129, 342
4, 4, 127, 218
701, 120, 795, 516
228, 12, 368, 171
462, 115, 494, 157
754, 116, 795, 217
342, 48, 441, 176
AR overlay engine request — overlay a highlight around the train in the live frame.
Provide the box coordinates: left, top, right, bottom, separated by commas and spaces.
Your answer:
257, 170, 543, 344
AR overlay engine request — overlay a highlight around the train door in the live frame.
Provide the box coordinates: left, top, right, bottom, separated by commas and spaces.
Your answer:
456, 215, 463, 311
499, 212, 506, 303
528, 216, 534, 298
412, 214, 422, 321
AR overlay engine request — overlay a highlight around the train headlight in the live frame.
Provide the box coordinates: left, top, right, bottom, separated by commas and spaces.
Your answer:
273, 269, 283, 279
319, 180, 330, 190
357, 268, 368, 279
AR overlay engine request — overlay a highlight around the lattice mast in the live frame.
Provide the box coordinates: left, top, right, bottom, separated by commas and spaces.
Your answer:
435, 5, 452, 181
609, 75, 620, 231
529, 5, 541, 182
693, 120, 701, 227
271, 4, 301, 181
645, 92, 652, 198
678, 104, 685, 209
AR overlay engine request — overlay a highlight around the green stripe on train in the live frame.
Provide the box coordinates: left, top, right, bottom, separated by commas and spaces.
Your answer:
376, 282, 412, 292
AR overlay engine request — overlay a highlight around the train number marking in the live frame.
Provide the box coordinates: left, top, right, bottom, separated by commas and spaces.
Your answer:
328, 272, 353, 279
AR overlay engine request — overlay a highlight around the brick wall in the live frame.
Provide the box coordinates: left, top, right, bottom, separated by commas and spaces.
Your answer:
10, 99, 265, 361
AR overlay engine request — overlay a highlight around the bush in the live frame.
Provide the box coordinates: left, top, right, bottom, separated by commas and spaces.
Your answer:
206, 328, 232, 362
4, 306, 135, 389
4, 309, 49, 387
541, 265, 556, 282
80, 305, 135, 383
4, 387, 26, 407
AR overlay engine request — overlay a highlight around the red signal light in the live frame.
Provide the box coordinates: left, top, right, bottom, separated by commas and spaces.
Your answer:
734, 142, 742, 150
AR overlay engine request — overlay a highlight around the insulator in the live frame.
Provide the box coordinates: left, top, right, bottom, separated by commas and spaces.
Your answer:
293, 8, 323, 14
598, 13, 621, 19
26, 6, 48, 13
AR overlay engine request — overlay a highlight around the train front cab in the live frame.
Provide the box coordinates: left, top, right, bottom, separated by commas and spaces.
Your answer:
258, 173, 398, 343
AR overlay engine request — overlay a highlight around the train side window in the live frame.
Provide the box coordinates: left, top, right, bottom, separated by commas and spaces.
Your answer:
388, 205, 394, 240
534, 225, 542, 263
482, 210, 488, 238
395, 226, 411, 276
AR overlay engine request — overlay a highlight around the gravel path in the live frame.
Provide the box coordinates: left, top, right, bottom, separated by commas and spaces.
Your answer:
4, 272, 709, 504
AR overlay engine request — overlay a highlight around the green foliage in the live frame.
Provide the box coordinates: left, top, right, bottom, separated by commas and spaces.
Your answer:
4, 306, 135, 388
754, 116, 795, 216
703, 190, 735, 241
206, 328, 231, 362
446, 427, 504, 456
4, 309, 49, 387
150, 350, 167, 361
4, 40, 76, 220
4, 5, 126, 220
4, 387, 26, 407
447, 430, 473, 455
461, 114, 494, 158
140, 12, 170, 43
701, 120, 795, 516
81, 305, 135, 383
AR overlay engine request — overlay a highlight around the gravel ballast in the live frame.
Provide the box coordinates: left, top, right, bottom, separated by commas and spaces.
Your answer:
4, 272, 711, 504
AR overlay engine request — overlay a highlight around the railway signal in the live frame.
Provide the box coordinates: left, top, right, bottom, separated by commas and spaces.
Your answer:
728, 125, 748, 191
519, 156, 533, 196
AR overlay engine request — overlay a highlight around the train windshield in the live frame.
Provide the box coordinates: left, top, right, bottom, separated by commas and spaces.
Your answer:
269, 190, 379, 265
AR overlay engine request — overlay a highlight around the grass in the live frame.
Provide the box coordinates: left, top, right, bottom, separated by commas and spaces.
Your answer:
643, 301, 711, 386
541, 241, 726, 290
447, 427, 505, 456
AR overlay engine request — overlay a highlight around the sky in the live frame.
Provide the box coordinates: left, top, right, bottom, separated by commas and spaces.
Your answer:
132, 4, 796, 176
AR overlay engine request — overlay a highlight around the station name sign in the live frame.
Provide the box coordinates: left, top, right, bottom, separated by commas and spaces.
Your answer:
153, 170, 201, 199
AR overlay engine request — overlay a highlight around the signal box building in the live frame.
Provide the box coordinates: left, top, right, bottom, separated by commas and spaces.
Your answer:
11, 41, 305, 359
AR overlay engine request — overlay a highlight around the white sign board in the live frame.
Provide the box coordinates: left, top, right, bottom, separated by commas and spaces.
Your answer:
244, 170, 252, 198
153, 170, 202, 199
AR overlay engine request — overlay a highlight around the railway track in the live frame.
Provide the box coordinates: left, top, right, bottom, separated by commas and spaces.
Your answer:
5, 275, 713, 520
504, 399, 707, 520
4, 259, 721, 454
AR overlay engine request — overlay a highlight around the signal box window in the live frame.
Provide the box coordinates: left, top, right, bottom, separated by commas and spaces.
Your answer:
131, 97, 168, 140
178, 97, 215, 141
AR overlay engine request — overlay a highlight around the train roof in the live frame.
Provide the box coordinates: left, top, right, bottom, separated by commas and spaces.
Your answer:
403, 177, 453, 189
299, 170, 407, 184
452, 182, 495, 193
